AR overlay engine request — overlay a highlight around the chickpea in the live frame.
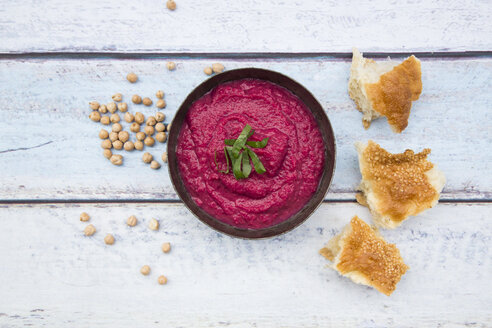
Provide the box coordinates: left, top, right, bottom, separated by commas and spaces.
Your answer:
100, 116, 110, 125
98, 104, 108, 114
134, 112, 145, 124
112, 123, 123, 133
101, 139, 112, 149
156, 99, 166, 109
107, 102, 117, 114
118, 102, 128, 112
156, 132, 167, 143
140, 265, 151, 275
146, 116, 157, 126
167, 123, 172, 132
124, 141, 134, 151
80, 212, 90, 222
127, 72, 138, 83
150, 160, 161, 170
134, 140, 144, 150
89, 101, 100, 110
124, 112, 134, 123
99, 129, 109, 139
144, 126, 155, 136
110, 113, 120, 123
204, 66, 213, 75
109, 132, 118, 142
113, 140, 123, 150
161, 242, 171, 253
127, 215, 138, 227
144, 136, 155, 146
84, 224, 96, 236
104, 234, 115, 245
158, 275, 168, 285
149, 218, 159, 230
118, 131, 130, 143
142, 152, 153, 163
136, 131, 146, 141
110, 154, 123, 165
166, 0, 176, 10
130, 122, 140, 132
155, 112, 165, 122
142, 97, 153, 106
167, 61, 176, 70
212, 63, 225, 73
132, 95, 142, 104
89, 111, 101, 122
155, 122, 165, 132
161, 152, 168, 163
156, 90, 164, 99
112, 93, 122, 102
103, 149, 112, 159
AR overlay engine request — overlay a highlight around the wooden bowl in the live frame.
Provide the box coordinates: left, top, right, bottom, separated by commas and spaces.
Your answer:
167, 68, 336, 239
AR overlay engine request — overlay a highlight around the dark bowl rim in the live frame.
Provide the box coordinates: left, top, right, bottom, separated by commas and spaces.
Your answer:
167, 68, 336, 239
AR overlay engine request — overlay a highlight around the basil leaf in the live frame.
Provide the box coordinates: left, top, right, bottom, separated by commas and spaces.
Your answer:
246, 137, 269, 149
232, 124, 251, 158
214, 147, 230, 173
224, 139, 235, 146
232, 151, 245, 179
247, 148, 266, 174
242, 150, 252, 178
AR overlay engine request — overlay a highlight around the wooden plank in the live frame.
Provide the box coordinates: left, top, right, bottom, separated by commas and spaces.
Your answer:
0, 0, 491, 53
0, 202, 490, 327
0, 57, 491, 201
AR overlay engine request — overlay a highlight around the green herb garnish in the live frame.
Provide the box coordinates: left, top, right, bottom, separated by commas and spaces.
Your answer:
214, 124, 269, 179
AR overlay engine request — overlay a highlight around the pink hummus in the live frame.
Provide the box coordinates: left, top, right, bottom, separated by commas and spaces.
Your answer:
176, 79, 324, 229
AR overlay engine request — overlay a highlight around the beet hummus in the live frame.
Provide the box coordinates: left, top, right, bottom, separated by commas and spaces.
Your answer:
176, 78, 325, 229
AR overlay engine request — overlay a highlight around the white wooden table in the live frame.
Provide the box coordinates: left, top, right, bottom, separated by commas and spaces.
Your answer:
0, 1, 491, 327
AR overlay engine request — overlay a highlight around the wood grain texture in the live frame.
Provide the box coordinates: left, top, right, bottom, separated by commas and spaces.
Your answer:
0, 202, 490, 327
0, 0, 491, 53
0, 57, 491, 201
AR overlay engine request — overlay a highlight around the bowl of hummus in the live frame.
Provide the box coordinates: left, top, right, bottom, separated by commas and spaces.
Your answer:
168, 68, 335, 238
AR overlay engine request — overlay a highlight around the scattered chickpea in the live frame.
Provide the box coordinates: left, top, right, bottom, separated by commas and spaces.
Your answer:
143, 97, 153, 106
134, 140, 144, 150
158, 275, 168, 285
132, 95, 142, 104
212, 63, 225, 73
140, 265, 151, 275
112, 123, 123, 133
113, 140, 123, 150
150, 160, 161, 170
80, 212, 90, 222
136, 131, 146, 141
166, 61, 176, 71
89, 111, 101, 122
167, 123, 172, 132
107, 102, 117, 114
127, 72, 138, 83
100, 116, 110, 125
135, 112, 145, 124
99, 129, 109, 139
144, 126, 155, 136
144, 136, 155, 146
146, 116, 157, 126
166, 0, 176, 10
89, 101, 100, 110
204, 66, 213, 75
110, 113, 120, 123
127, 215, 138, 227
130, 122, 140, 132
124, 141, 135, 151
156, 99, 166, 109
101, 139, 112, 149
142, 152, 153, 164
155, 112, 165, 122
98, 104, 108, 114
112, 93, 123, 102
84, 224, 96, 236
161, 242, 171, 253
118, 131, 130, 143
156, 132, 167, 143
124, 112, 134, 123
118, 102, 128, 112
149, 218, 159, 230
104, 234, 115, 245
109, 132, 118, 142
162, 152, 168, 163
156, 90, 164, 99
103, 149, 112, 159
110, 154, 123, 165
155, 122, 165, 132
